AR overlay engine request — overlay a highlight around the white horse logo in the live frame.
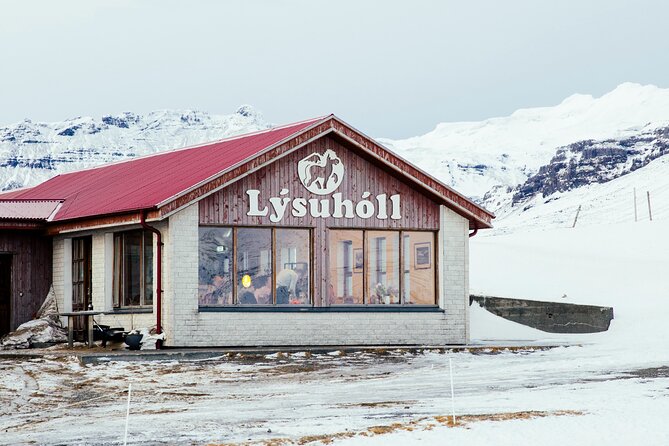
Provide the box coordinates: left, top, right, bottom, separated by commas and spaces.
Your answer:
297, 149, 345, 195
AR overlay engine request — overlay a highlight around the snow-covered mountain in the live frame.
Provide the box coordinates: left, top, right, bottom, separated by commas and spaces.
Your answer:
482, 123, 669, 224
380, 82, 669, 201
0, 106, 270, 191
2, 82, 668, 232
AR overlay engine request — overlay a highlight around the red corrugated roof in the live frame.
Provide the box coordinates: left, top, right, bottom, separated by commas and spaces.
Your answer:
0, 200, 62, 220
5, 117, 325, 221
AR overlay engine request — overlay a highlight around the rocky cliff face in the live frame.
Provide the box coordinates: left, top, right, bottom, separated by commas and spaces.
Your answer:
512, 125, 669, 205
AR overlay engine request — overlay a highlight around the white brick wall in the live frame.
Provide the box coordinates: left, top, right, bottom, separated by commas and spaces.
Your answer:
439, 206, 470, 344
182, 311, 456, 346
166, 203, 199, 346
52, 237, 65, 315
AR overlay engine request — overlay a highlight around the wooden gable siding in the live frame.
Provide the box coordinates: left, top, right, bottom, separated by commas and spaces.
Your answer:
0, 230, 52, 332
199, 134, 440, 307
199, 134, 440, 229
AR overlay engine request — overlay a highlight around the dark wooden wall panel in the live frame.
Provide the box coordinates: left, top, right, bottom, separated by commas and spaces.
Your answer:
199, 135, 441, 307
0, 230, 53, 332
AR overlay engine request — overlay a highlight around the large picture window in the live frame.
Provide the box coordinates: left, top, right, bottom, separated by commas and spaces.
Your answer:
199, 227, 311, 306
329, 229, 436, 305
113, 230, 154, 308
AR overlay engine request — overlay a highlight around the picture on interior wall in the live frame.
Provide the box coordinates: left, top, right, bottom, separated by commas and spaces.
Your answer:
414, 242, 432, 269
353, 248, 364, 273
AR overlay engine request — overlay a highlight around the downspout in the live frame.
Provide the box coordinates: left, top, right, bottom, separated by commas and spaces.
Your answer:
469, 224, 479, 238
140, 210, 163, 349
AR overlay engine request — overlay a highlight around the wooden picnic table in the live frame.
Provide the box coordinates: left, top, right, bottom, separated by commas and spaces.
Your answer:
58, 311, 104, 348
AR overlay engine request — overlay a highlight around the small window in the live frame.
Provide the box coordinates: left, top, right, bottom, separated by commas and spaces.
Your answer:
275, 228, 310, 305
367, 231, 400, 305
236, 228, 272, 305
113, 230, 154, 308
402, 231, 436, 305
328, 230, 363, 304
198, 227, 233, 305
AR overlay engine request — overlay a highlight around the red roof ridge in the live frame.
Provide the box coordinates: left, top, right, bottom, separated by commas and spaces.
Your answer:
52, 115, 330, 178
0, 198, 63, 203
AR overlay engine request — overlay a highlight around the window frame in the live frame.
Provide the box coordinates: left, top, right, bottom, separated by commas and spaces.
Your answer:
112, 229, 154, 309
329, 228, 438, 307
199, 225, 314, 307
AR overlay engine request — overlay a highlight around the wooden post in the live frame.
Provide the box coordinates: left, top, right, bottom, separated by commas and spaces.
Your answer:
647, 191, 653, 221
572, 205, 581, 228
633, 188, 638, 222
68, 318, 74, 348
124, 383, 132, 446
87, 314, 95, 348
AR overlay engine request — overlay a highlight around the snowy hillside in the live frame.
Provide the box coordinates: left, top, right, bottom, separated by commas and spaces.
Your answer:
0, 106, 270, 191
379, 83, 669, 201
489, 154, 669, 233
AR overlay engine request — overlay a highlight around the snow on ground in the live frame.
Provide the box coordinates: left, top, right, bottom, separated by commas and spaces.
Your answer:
1, 221, 667, 445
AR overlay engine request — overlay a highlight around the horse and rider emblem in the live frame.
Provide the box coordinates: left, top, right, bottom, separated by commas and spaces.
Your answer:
297, 149, 345, 195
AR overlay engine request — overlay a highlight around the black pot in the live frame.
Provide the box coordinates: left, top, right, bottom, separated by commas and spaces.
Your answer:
125, 333, 143, 350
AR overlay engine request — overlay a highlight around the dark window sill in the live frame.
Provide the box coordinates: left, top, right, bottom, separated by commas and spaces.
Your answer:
199, 305, 443, 313
108, 307, 154, 314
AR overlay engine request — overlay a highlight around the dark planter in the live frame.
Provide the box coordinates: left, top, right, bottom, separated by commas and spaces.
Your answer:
125, 333, 143, 350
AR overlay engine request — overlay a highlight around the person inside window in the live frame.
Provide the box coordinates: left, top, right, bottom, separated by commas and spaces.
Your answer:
239, 291, 257, 305
253, 275, 272, 304
276, 268, 298, 304
202, 274, 230, 305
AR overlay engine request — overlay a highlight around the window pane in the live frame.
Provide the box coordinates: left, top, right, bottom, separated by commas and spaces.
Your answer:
123, 231, 142, 307
404, 231, 436, 305
198, 227, 234, 306
275, 229, 310, 305
236, 228, 272, 305
328, 230, 363, 305
367, 231, 400, 305
143, 231, 154, 306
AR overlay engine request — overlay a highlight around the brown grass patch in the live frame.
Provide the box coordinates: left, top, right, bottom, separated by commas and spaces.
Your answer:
434, 409, 583, 426
138, 408, 188, 415
158, 391, 210, 397
205, 409, 584, 446
339, 400, 416, 408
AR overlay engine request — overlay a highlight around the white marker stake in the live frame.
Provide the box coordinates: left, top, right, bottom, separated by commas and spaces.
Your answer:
124, 383, 132, 446
449, 357, 456, 425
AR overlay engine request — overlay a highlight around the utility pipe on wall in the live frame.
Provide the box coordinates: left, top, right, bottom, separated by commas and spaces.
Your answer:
140, 210, 163, 349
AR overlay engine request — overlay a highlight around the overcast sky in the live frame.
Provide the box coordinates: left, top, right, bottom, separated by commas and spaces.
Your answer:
1, 0, 668, 138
